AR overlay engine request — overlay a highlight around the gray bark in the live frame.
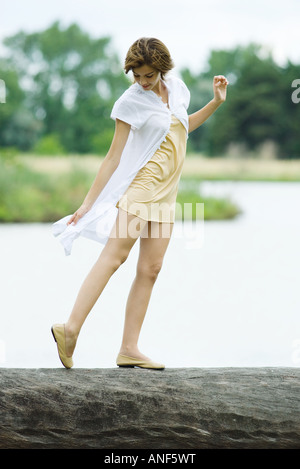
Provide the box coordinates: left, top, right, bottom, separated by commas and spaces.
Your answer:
0, 367, 300, 449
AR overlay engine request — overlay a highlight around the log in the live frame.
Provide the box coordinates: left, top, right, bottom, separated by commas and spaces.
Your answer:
0, 367, 300, 449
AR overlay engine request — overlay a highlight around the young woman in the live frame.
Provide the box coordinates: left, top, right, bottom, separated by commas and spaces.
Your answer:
52, 37, 228, 370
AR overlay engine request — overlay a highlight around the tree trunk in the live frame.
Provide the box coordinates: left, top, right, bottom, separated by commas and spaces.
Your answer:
0, 367, 299, 449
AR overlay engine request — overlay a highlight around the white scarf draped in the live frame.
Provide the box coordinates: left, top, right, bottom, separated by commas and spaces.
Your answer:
52, 75, 190, 255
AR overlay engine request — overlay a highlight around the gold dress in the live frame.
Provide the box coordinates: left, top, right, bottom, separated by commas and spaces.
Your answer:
116, 115, 187, 223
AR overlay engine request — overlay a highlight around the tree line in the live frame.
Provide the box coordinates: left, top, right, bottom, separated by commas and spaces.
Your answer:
0, 21, 299, 158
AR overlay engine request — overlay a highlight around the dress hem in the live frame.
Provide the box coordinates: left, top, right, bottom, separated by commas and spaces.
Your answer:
117, 203, 175, 224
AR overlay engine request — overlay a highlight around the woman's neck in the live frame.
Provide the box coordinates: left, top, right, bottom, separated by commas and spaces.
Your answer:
153, 79, 167, 97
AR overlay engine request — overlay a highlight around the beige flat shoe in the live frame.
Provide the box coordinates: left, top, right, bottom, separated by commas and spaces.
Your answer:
116, 353, 165, 370
51, 324, 73, 369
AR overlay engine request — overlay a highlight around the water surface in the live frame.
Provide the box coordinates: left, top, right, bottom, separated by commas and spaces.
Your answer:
1, 181, 299, 368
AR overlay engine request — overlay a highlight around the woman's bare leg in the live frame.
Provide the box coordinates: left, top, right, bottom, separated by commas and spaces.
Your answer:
119, 221, 174, 360
64, 209, 148, 356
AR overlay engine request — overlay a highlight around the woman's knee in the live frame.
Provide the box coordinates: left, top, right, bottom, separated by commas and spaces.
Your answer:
100, 243, 132, 272
137, 260, 163, 282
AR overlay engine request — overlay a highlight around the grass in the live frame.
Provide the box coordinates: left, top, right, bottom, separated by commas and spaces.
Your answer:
20, 153, 300, 181
0, 156, 92, 222
176, 189, 241, 220
6, 151, 300, 223
183, 154, 300, 181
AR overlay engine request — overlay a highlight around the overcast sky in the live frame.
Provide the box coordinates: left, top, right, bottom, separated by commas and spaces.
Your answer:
1, 0, 299, 73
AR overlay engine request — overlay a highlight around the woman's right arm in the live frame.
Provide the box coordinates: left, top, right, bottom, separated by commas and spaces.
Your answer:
67, 119, 131, 226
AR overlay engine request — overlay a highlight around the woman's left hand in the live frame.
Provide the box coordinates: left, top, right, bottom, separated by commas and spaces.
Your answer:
213, 75, 229, 103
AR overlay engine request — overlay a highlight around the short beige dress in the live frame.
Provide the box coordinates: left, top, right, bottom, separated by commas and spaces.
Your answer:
116, 115, 187, 223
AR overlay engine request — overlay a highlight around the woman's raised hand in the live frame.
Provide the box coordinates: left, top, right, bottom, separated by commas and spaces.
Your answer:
67, 203, 91, 226
213, 75, 229, 104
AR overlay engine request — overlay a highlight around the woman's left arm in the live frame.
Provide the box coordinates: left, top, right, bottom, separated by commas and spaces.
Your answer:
188, 75, 229, 133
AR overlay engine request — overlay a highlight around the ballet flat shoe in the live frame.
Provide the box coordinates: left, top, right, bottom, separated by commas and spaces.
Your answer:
51, 324, 73, 369
116, 353, 165, 370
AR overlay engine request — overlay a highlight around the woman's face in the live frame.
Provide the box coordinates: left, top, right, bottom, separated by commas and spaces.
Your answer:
132, 64, 161, 92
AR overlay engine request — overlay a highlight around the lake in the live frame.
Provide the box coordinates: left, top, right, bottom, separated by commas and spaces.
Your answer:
1, 181, 300, 368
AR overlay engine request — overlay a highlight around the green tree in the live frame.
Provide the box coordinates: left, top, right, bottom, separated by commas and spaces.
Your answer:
279, 61, 300, 158
183, 44, 299, 158
208, 45, 284, 154
3, 21, 129, 153
0, 59, 41, 150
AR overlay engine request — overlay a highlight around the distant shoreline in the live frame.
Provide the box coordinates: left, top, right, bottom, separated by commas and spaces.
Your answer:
19, 154, 300, 182
1, 153, 299, 223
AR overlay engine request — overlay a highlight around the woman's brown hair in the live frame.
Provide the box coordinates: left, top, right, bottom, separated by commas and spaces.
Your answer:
124, 37, 174, 79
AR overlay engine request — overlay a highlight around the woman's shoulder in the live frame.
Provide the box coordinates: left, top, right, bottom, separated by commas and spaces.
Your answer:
111, 83, 153, 127
165, 74, 189, 92
116, 82, 145, 103
165, 74, 190, 108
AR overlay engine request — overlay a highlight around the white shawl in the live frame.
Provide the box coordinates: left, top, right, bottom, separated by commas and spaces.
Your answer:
52, 74, 190, 255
